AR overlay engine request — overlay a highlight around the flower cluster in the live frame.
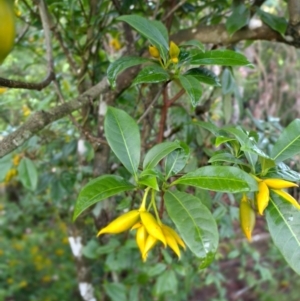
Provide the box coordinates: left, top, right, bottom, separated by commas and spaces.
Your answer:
254, 177, 299, 215
97, 209, 185, 261
148, 41, 180, 65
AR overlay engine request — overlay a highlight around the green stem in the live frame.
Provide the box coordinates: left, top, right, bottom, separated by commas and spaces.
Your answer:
151, 189, 161, 224
139, 187, 151, 211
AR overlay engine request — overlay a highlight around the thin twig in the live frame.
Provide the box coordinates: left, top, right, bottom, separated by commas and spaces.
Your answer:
137, 86, 164, 124
162, 0, 187, 22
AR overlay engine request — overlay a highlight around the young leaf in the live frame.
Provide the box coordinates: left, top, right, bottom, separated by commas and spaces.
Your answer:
172, 166, 258, 192
165, 142, 190, 179
193, 120, 220, 136
73, 175, 135, 220
143, 141, 181, 170
118, 15, 169, 62
105, 107, 140, 180
184, 67, 221, 86
165, 190, 219, 268
226, 3, 250, 35
266, 191, 300, 275
271, 119, 300, 162
257, 8, 287, 35
189, 49, 252, 67
132, 65, 170, 85
178, 74, 203, 107
17, 158, 38, 191
208, 152, 249, 167
138, 175, 159, 191
221, 68, 235, 95
107, 56, 151, 88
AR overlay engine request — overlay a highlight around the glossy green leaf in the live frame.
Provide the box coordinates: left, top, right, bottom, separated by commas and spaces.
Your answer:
138, 175, 159, 191
165, 190, 219, 268
143, 141, 181, 169
221, 68, 235, 94
178, 74, 203, 107
208, 152, 249, 167
154, 270, 178, 295
190, 49, 252, 66
271, 119, 300, 162
172, 166, 258, 192
226, 3, 250, 35
73, 175, 135, 220
257, 8, 287, 35
185, 67, 221, 86
165, 142, 190, 179
17, 158, 38, 191
193, 121, 220, 136
104, 283, 127, 301
180, 39, 205, 51
266, 191, 300, 275
118, 15, 169, 62
267, 163, 300, 182
132, 65, 170, 85
215, 136, 235, 147
107, 56, 151, 88
105, 107, 140, 179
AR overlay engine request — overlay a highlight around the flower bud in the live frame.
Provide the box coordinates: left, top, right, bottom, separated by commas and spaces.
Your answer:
149, 45, 160, 58
97, 210, 140, 236
169, 41, 180, 63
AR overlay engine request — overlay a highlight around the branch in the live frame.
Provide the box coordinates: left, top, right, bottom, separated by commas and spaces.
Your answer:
0, 79, 110, 158
288, 0, 300, 25
0, 0, 55, 90
172, 23, 286, 46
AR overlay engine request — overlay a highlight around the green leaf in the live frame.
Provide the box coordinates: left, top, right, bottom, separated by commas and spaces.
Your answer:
271, 119, 300, 162
107, 56, 151, 88
180, 39, 205, 51
172, 166, 257, 193
17, 158, 38, 191
178, 74, 203, 107
73, 175, 135, 220
221, 68, 235, 95
266, 191, 300, 275
132, 65, 170, 85
105, 107, 140, 180
208, 152, 249, 167
267, 163, 300, 182
215, 136, 235, 147
226, 3, 250, 35
190, 49, 252, 66
104, 283, 127, 301
184, 67, 221, 86
138, 175, 159, 191
193, 121, 220, 136
143, 141, 181, 169
257, 8, 287, 35
165, 142, 190, 179
118, 15, 169, 62
165, 190, 219, 268
154, 270, 178, 296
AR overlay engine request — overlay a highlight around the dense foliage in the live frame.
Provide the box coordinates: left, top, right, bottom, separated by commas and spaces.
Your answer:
1, 1, 300, 301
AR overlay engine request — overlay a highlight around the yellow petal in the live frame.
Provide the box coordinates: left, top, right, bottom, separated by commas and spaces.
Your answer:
161, 224, 185, 250
136, 225, 147, 256
272, 189, 300, 210
161, 225, 181, 258
256, 181, 269, 215
140, 212, 166, 246
143, 235, 157, 261
264, 178, 298, 189
97, 210, 140, 236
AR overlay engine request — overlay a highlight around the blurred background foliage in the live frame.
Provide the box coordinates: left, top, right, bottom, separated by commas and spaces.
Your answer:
1, 0, 300, 300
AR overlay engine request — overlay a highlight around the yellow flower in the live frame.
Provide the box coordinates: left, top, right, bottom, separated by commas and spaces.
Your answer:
22, 105, 31, 117
110, 38, 121, 51
12, 154, 21, 166
239, 194, 256, 241
254, 177, 299, 214
4, 168, 17, 183
0, 87, 7, 94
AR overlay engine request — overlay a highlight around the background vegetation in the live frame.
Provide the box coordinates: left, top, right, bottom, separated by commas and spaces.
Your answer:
1, 0, 300, 300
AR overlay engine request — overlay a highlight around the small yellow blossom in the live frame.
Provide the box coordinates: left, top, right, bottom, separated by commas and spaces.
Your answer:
0, 87, 7, 94
4, 168, 18, 183
22, 105, 31, 117
12, 154, 21, 166
110, 38, 121, 51
18, 280, 28, 288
